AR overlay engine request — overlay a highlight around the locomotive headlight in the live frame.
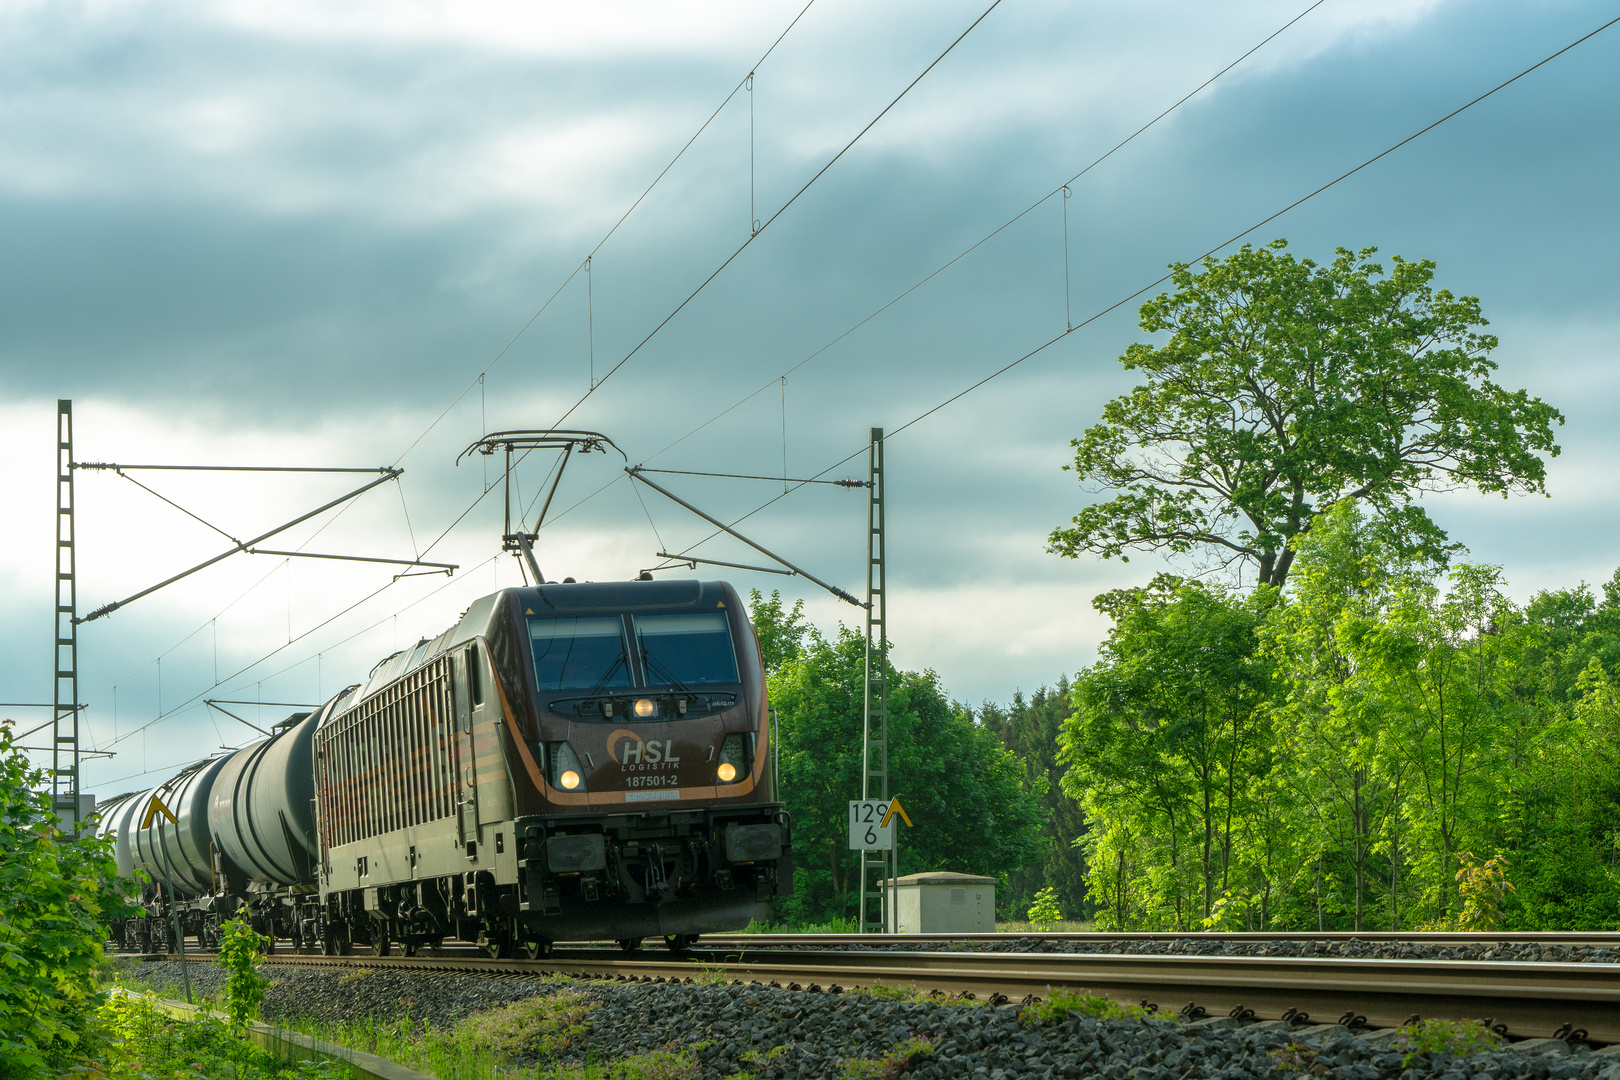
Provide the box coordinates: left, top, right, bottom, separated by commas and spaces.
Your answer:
716, 732, 754, 784
634, 698, 657, 718
546, 742, 587, 793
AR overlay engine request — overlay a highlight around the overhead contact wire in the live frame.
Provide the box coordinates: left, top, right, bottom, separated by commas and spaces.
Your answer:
658, 10, 1620, 566
544, 0, 1009, 432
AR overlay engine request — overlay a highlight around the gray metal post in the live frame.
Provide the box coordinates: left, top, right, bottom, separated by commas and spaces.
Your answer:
53, 401, 80, 830
859, 428, 889, 933
160, 834, 193, 1003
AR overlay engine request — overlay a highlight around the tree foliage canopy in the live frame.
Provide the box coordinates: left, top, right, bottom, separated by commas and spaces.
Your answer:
749, 592, 1045, 924
1060, 504, 1620, 932
0, 724, 140, 1076
1048, 240, 1563, 588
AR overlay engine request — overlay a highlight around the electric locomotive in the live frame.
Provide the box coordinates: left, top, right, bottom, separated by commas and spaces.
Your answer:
104, 577, 792, 957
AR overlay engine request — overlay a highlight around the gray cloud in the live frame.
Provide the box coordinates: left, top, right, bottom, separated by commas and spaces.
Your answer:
3, 0, 1616, 795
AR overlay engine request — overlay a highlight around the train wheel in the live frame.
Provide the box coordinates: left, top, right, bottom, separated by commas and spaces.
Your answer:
520, 939, 550, 960
320, 935, 336, 956
479, 931, 514, 959
402, 939, 419, 958
664, 934, 697, 952
375, 933, 391, 957
616, 937, 643, 953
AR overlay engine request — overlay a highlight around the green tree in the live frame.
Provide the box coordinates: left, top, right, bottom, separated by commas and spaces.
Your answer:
1048, 240, 1562, 589
1264, 502, 1421, 930
0, 723, 140, 1076
750, 589, 811, 674
750, 596, 1044, 924
1341, 564, 1523, 924
1061, 575, 1271, 928
978, 680, 1089, 920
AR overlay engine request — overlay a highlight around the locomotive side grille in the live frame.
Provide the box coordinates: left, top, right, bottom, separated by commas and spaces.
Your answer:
315, 654, 458, 851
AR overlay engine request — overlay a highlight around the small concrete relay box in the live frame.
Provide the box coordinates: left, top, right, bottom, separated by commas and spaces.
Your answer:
882, 871, 996, 933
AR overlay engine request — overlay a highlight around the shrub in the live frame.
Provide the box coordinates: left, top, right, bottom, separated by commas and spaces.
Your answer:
1027, 887, 1063, 930
1392, 1018, 1504, 1064
0, 724, 141, 1076
219, 917, 273, 1032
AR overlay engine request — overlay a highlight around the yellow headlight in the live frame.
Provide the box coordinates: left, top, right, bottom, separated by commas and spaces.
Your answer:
717, 762, 737, 782
560, 769, 581, 790
634, 698, 656, 718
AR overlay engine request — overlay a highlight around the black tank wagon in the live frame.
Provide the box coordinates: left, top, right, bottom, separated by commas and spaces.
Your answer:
104, 578, 792, 957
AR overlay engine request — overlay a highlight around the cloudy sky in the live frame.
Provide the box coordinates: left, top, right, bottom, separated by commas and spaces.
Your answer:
1, 0, 1616, 799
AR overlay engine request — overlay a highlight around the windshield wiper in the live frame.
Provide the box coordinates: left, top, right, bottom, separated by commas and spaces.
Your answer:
588, 653, 627, 696
640, 648, 692, 694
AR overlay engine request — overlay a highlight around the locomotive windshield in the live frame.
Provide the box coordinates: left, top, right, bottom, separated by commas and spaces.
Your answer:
635, 612, 739, 687
529, 616, 633, 692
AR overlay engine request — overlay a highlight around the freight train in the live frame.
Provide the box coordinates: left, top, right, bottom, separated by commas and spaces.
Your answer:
97, 579, 792, 957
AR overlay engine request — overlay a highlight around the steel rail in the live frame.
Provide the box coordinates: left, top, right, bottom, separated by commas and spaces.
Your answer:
701, 931, 1620, 946
226, 947, 1620, 1044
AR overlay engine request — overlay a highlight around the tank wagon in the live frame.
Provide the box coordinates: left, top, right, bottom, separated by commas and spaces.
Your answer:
104, 579, 792, 956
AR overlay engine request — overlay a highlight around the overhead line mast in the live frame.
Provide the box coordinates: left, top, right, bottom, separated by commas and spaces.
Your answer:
860, 427, 892, 933
54, 400, 82, 829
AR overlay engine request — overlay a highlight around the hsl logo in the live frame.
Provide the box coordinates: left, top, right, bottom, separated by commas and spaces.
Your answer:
608, 729, 680, 766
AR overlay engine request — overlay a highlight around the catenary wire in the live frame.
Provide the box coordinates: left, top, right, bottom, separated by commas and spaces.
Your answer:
649, 10, 1620, 570
80, 0, 995, 738
539, 0, 1009, 435
65, 2, 831, 746
86, 8, 1613, 782
634, 0, 1331, 468
385, 0, 822, 473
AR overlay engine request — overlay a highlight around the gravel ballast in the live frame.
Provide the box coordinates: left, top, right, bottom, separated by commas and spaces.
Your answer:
118, 958, 1620, 1079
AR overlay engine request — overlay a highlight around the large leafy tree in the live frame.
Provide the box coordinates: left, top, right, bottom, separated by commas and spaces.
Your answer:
1048, 240, 1562, 589
1061, 575, 1272, 928
750, 592, 1045, 924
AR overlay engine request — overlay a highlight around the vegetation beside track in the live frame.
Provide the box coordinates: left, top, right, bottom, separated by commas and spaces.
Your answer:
749, 243, 1620, 937
0, 724, 140, 1077
76, 992, 341, 1079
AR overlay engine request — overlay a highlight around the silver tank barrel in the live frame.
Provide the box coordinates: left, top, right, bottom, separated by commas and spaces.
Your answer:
95, 791, 144, 881
131, 754, 234, 897
207, 712, 319, 887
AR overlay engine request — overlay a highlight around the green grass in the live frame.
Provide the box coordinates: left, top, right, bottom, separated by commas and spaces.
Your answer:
995, 919, 1096, 934
533, 1049, 701, 1079
71, 992, 346, 1079
1019, 988, 1153, 1026
276, 987, 596, 1080
734, 917, 860, 934
838, 1036, 936, 1079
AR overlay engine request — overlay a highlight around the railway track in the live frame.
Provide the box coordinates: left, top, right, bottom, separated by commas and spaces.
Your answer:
697, 931, 1620, 948
130, 937, 1620, 1045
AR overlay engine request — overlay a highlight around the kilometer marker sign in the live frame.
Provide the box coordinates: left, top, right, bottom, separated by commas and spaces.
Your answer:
849, 796, 912, 850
